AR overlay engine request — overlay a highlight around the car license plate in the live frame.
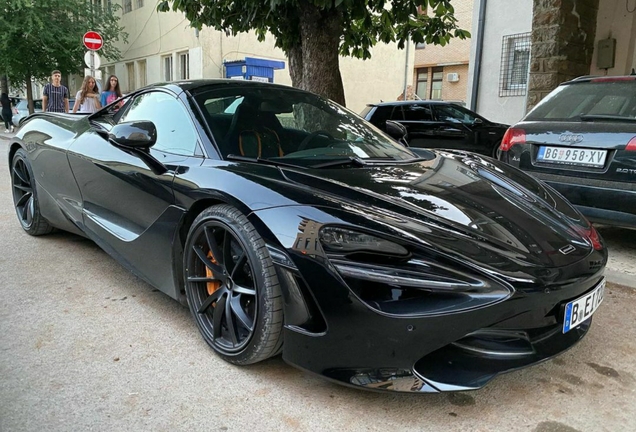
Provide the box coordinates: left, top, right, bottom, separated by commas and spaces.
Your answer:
563, 279, 605, 333
537, 146, 607, 167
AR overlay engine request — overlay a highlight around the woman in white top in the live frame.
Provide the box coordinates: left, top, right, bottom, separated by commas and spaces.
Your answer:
72, 76, 101, 113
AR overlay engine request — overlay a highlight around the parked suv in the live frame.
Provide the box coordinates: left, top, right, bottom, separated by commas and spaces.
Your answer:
498, 75, 636, 229
361, 100, 509, 157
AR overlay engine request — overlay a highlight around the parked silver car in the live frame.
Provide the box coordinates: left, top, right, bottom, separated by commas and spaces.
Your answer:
12, 99, 43, 127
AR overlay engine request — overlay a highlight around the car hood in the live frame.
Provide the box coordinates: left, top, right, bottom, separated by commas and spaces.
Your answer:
278, 153, 593, 269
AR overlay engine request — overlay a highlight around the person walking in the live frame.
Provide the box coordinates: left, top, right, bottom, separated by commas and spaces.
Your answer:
1, 93, 14, 133
72, 76, 101, 114
100, 75, 123, 107
42, 70, 70, 113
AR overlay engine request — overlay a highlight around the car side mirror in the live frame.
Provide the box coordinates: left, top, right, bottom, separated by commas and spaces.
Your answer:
473, 118, 484, 125
109, 121, 157, 149
385, 120, 408, 142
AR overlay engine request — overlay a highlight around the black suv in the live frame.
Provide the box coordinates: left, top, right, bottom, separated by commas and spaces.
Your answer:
498, 75, 636, 229
361, 100, 509, 157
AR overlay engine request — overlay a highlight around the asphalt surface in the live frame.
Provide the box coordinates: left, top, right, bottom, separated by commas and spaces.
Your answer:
1, 134, 636, 432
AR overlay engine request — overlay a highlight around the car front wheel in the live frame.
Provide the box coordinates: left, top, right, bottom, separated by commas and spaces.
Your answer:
184, 204, 284, 365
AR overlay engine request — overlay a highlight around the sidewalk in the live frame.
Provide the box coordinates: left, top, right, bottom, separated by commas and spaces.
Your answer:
0, 129, 16, 141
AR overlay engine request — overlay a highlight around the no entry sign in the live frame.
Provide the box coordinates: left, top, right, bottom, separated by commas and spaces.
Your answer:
83, 31, 103, 51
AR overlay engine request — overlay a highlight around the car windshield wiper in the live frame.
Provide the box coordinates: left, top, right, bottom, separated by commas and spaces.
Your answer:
579, 114, 636, 123
226, 154, 302, 169
309, 156, 368, 169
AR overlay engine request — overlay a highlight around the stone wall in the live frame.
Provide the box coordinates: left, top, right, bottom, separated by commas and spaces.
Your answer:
527, 0, 600, 111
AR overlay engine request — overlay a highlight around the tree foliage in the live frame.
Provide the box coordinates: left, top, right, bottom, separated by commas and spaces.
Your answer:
157, 0, 469, 105
0, 0, 127, 93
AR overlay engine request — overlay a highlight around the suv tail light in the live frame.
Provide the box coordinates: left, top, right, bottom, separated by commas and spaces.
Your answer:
499, 128, 526, 152
626, 136, 636, 151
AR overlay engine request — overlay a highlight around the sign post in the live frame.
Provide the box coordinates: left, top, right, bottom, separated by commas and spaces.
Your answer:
83, 31, 103, 79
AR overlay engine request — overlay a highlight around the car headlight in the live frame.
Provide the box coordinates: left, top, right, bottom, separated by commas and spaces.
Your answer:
319, 226, 408, 256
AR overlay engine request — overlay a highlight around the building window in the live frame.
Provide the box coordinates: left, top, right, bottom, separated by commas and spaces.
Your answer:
126, 62, 135, 91
136, 0, 144, 8
431, 67, 443, 100
123, 0, 132, 13
93, 0, 102, 10
137, 60, 147, 88
163, 55, 173, 81
499, 32, 531, 97
179, 52, 190, 80
415, 69, 428, 99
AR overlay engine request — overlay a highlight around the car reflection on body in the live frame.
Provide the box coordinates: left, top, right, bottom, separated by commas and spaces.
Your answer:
8, 80, 607, 392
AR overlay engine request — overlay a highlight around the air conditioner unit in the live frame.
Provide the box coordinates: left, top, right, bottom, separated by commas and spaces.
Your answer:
447, 73, 459, 82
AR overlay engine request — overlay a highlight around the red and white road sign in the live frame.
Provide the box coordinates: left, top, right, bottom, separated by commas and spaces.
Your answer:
83, 31, 103, 51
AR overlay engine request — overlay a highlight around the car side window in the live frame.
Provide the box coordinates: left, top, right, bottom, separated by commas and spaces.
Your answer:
402, 105, 433, 121
433, 105, 477, 124
369, 106, 393, 126
119, 91, 199, 156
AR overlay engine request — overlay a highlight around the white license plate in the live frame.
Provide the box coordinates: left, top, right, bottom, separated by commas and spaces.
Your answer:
563, 279, 605, 333
537, 146, 607, 167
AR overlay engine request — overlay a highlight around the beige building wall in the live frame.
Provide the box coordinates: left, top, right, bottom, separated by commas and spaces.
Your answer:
412, 0, 473, 102
99, 1, 414, 113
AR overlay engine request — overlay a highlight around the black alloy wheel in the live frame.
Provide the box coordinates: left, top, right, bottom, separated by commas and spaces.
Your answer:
184, 204, 283, 365
11, 149, 53, 236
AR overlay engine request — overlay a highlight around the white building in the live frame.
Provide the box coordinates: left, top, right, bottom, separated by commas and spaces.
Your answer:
467, 0, 636, 125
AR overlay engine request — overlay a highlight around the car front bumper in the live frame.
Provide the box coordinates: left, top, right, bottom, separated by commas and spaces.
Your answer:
277, 257, 605, 393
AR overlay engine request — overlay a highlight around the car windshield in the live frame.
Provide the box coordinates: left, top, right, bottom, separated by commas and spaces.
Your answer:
526, 79, 636, 121
193, 86, 418, 165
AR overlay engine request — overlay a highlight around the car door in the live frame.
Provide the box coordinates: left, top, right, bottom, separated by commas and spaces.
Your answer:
393, 104, 439, 148
428, 104, 475, 151
67, 89, 204, 294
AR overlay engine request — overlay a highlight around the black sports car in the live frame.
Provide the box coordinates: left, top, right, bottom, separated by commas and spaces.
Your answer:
9, 80, 607, 393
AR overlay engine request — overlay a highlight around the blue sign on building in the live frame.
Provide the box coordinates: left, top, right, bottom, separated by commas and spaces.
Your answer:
224, 57, 286, 83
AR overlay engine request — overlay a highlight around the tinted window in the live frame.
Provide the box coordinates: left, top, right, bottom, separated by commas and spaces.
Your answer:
433, 104, 477, 124
368, 106, 393, 126
120, 91, 199, 156
402, 104, 433, 121
526, 80, 636, 121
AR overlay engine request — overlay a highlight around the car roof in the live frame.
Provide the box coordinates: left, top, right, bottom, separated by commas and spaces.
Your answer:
145, 79, 302, 96
562, 75, 636, 85
365, 100, 465, 108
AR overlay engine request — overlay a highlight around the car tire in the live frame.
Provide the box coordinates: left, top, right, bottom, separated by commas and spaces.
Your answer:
184, 204, 284, 365
492, 140, 502, 159
11, 148, 54, 236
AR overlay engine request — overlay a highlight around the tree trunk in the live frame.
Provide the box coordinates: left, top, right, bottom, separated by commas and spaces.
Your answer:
288, 45, 304, 90
297, 4, 346, 106
25, 73, 34, 114
0, 75, 8, 96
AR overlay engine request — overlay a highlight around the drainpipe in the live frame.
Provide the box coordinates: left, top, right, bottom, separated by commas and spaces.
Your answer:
403, 41, 411, 100
470, 0, 487, 111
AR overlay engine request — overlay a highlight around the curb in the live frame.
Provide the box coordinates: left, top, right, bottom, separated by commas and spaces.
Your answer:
605, 269, 635, 288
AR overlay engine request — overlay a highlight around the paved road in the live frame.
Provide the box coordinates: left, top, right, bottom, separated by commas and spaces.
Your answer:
1, 137, 635, 432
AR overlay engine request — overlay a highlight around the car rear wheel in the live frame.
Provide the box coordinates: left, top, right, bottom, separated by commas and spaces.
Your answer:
492, 140, 502, 159
11, 148, 53, 236
184, 204, 283, 365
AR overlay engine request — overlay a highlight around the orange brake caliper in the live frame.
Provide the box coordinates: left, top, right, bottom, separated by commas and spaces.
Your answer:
206, 251, 222, 295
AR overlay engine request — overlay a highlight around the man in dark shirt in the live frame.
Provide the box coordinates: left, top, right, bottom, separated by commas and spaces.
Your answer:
42, 70, 69, 113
